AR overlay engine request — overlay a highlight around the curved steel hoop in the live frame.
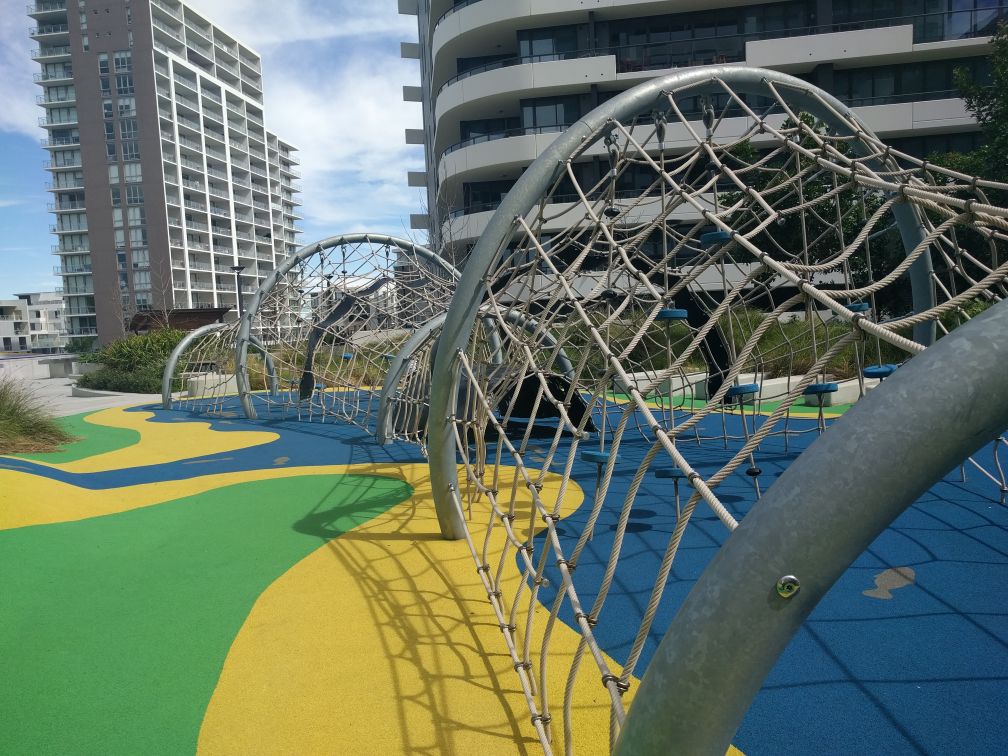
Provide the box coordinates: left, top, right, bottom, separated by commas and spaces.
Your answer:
235, 233, 460, 429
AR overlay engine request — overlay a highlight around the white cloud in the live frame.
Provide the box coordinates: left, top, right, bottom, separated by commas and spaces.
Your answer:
184, 0, 416, 49
185, 0, 426, 240
0, 5, 44, 138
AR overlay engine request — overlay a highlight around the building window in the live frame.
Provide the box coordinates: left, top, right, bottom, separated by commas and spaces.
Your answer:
132, 271, 151, 291
97, 53, 109, 75
520, 95, 584, 131
111, 186, 121, 206
82, 36, 89, 51
114, 229, 126, 249
129, 227, 148, 247
117, 97, 136, 117
113, 208, 124, 228
518, 26, 580, 60
127, 206, 145, 226
108, 164, 119, 182
114, 51, 131, 72
106, 141, 117, 161
104, 122, 115, 140
123, 162, 142, 183
115, 74, 134, 95
103, 99, 113, 118
126, 185, 143, 204
122, 140, 140, 160
99, 76, 110, 96
132, 248, 149, 269
119, 118, 137, 138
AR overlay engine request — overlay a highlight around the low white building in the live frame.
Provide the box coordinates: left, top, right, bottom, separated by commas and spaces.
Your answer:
0, 292, 67, 354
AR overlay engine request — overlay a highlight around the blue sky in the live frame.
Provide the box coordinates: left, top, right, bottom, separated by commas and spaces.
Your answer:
0, 0, 424, 299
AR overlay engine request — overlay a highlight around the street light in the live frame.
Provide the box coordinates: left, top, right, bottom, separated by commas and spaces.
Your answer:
230, 265, 245, 317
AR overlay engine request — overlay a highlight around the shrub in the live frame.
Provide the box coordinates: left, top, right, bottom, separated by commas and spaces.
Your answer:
77, 329, 186, 394
77, 364, 165, 394
81, 329, 185, 372
0, 375, 75, 454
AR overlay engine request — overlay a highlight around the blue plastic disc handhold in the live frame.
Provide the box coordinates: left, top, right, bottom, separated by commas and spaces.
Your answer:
581, 450, 619, 465
341, 352, 354, 359
700, 230, 732, 248
657, 308, 689, 321
803, 382, 838, 395
863, 364, 897, 379
654, 466, 683, 479
847, 302, 871, 313
725, 383, 759, 399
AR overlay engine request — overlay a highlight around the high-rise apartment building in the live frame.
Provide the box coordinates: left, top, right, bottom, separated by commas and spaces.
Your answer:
30, 0, 302, 343
400, 1, 1001, 258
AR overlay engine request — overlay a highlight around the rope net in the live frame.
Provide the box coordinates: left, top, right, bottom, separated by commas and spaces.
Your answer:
380, 324, 441, 451
441, 74, 1008, 754
244, 236, 457, 433
166, 322, 246, 416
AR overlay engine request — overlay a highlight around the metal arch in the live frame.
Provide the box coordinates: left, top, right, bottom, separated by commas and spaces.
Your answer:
613, 298, 1008, 755
162, 322, 229, 409
374, 310, 578, 446
375, 312, 447, 446
163, 321, 279, 410
427, 65, 938, 540
235, 233, 459, 419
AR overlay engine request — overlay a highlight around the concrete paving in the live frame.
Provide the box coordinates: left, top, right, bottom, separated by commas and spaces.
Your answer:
18, 376, 160, 417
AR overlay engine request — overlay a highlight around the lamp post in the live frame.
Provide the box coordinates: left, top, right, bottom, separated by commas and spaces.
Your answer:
230, 265, 245, 318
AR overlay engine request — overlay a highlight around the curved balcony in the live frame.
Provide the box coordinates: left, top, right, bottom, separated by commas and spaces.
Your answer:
432, 4, 1006, 94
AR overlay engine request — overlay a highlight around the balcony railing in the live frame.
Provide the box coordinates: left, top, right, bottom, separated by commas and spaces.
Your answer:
32, 45, 71, 58
40, 136, 79, 148
39, 115, 77, 127
152, 17, 183, 42
150, 0, 181, 20
33, 69, 72, 82
28, 1, 67, 14
37, 93, 75, 105
435, 0, 481, 27
436, 7, 1008, 95
29, 23, 69, 36
43, 159, 82, 169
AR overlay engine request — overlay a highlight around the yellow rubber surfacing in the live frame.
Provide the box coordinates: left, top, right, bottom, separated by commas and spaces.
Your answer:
198, 469, 742, 755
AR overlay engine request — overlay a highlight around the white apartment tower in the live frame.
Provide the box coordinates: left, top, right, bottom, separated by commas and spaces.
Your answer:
30, 0, 302, 343
399, 1, 999, 259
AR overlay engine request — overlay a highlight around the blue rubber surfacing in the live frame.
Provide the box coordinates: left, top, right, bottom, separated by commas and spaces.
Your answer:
524, 409, 1008, 755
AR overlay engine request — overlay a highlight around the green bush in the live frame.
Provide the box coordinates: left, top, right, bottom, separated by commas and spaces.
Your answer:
0, 375, 74, 454
81, 329, 185, 371
77, 329, 186, 394
77, 364, 165, 394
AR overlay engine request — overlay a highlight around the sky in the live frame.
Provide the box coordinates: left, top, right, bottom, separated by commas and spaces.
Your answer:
0, 0, 424, 299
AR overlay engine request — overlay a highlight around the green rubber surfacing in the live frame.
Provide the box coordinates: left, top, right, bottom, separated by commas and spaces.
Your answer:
12, 412, 141, 464
0, 473, 412, 755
